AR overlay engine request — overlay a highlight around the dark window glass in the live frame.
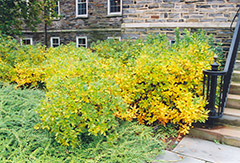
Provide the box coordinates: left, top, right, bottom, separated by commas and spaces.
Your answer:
23, 39, 31, 45
77, 0, 87, 15
54, 1, 59, 15
53, 39, 58, 44
78, 3, 86, 15
78, 38, 87, 47
52, 38, 60, 47
110, 0, 120, 13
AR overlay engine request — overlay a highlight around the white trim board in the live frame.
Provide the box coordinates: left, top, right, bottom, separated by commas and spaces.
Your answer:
122, 22, 237, 29
22, 28, 121, 33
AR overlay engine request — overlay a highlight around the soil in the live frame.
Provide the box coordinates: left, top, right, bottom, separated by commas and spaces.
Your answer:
163, 134, 184, 151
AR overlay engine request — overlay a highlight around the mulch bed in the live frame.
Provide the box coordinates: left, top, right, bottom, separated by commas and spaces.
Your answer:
163, 134, 184, 151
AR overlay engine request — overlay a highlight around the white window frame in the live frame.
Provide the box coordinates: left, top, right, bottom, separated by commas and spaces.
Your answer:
50, 37, 60, 47
76, 36, 87, 48
21, 38, 33, 45
107, 36, 121, 41
108, 0, 122, 16
76, 0, 88, 18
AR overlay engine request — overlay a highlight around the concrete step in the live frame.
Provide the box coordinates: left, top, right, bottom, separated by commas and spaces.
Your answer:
189, 125, 240, 148
232, 70, 240, 83
216, 108, 240, 126
234, 60, 240, 71
172, 136, 240, 163
226, 94, 240, 109
229, 82, 240, 95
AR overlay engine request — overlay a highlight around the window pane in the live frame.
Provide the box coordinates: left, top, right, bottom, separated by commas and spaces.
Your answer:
81, 39, 86, 44
54, 2, 59, 15
78, 3, 86, 15
23, 39, 31, 45
53, 39, 59, 44
77, 38, 87, 47
77, 1, 87, 15
110, 0, 120, 13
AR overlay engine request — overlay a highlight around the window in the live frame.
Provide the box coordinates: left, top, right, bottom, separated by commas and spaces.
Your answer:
76, 0, 88, 17
108, 0, 122, 16
76, 36, 87, 48
107, 36, 121, 41
170, 40, 175, 46
21, 38, 33, 45
50, 37, 60, 47
54, 1, 60, 16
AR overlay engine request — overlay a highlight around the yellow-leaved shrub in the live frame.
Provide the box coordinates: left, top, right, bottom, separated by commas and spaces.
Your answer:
35, 46, 128, 146
115, 44, 212, 134
93, 30, 217, 134
0, 34, 47, 87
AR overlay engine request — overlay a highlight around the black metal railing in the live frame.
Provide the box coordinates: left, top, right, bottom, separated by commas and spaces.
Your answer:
203, 13, 240, 124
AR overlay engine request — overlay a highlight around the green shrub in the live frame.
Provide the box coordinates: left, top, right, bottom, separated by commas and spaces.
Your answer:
36, 49, 129, 146
91, 34, 169, 64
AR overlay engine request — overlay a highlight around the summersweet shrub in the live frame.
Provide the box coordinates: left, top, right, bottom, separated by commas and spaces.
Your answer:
36, 49, 128, 146
93, 30, 216, 134
0, 34, 47, 87
127, 31, 213, 134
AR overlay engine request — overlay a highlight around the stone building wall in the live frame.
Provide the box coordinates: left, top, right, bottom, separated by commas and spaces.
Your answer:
122, 0, 239, 24
22, 0, 240, 52
48, 0, 122, 30
121, 0, 240, 54
23, 0, 122, 47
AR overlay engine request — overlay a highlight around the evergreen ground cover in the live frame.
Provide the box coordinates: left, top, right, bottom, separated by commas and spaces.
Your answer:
0, 85, 168, 162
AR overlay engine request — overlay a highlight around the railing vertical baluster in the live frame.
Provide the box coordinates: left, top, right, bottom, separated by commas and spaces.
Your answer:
208, 55, 219, 119
203, 74, 206, 97
219, 75, 224, 115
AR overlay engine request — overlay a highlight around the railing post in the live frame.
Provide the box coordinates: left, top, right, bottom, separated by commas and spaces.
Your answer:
208, 55, 219, 123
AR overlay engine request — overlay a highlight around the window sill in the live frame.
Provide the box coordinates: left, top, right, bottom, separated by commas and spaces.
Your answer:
107, 13, 122, 17
53, 18, 61, 21
76, 15, 88, 18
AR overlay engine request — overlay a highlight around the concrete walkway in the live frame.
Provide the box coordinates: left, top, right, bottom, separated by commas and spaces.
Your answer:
154, 136, 240, 163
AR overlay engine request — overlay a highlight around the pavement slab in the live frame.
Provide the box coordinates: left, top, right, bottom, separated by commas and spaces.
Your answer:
173, 136, 240, 163
154, 150, 205, 163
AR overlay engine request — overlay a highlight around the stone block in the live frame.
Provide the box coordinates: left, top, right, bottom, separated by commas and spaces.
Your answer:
196, 5, 211, 8
161, 3, 174, 8
148, 4, 159, 9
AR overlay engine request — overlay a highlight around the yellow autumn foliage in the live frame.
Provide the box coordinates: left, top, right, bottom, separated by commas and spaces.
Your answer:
93, 30, 216, 135
1, 30, 221, 146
